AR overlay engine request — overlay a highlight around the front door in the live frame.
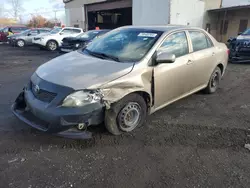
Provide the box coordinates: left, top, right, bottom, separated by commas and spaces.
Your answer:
26, 29, 39, 44
154, 31, 193, 109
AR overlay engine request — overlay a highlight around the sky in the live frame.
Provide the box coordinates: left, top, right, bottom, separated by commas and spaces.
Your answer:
222, 0, 250, 7
1, 0, 65, 23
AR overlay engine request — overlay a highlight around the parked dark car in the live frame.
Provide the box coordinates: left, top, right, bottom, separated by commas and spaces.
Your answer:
59, 29, 110, 53
8, 28, 51, 47
228, 28, 250, 63
0, 26, 29, 42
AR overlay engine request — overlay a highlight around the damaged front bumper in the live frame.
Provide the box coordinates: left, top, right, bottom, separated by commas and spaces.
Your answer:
11, 90, 105, 139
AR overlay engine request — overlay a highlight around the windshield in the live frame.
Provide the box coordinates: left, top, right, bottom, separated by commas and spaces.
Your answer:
77, 31, 102, 40
50, 28, 61, 34
84, 28, 162, 62
242, 29, 250, 35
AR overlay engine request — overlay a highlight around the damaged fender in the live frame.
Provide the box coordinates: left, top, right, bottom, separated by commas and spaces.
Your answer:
98, 66, 154, 111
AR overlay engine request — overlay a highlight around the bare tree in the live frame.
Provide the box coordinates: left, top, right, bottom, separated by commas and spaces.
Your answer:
7, 0, 25, 20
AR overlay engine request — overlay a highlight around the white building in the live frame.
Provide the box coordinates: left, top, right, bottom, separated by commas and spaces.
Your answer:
64, 0, 221, 30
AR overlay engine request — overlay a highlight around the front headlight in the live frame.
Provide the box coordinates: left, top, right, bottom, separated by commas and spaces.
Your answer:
62, 90, 103, 107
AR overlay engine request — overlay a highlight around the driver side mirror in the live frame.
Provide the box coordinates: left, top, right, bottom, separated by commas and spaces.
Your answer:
60, 32, 64, 35
27, 33, 31, 36
238, 32, 242, 35
156, 52, 176, 64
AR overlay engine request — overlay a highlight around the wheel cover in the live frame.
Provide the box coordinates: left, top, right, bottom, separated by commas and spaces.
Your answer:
118, 102, 141, 132
49, 42, 57, 51
211, 71, 219, 88
18, 40, 24, 47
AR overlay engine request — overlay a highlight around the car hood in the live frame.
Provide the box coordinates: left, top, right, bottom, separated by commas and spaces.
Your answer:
35, 51, 134, 90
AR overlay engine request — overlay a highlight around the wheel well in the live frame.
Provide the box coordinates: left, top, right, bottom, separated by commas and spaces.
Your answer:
133, 91, 151, 112
46, 40, 58, 46
217, 63, 224, 74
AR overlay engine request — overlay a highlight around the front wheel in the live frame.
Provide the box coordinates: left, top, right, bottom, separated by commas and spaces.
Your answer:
203, 67, 222, 94
105, 93, 147, 135
16, 39, 25, 47
46, 40, 58, 51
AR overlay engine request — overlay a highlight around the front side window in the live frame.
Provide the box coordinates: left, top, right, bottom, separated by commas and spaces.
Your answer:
72, 29, 81, 33
159, 32, 189, 58
84, 28, 163, 62
189, 31, 213, 52
50, 28, 61, 34
30, 30, 39, 35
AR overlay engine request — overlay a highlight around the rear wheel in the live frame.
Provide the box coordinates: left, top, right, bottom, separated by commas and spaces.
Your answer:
105, 93, 147, 135
203, 67, 222, 94
46, 40, 58, 51
16, 39, 25, 47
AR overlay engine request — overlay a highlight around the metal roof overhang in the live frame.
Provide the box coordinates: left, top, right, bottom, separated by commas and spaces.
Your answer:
208, 5, 250, 12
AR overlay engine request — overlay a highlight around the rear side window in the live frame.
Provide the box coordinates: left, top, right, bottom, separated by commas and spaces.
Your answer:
12, 27, 28, 33
189, 31, 213, 52
159, 32, 189, 58
62, 29, 72, 34
30, 30, 39, 35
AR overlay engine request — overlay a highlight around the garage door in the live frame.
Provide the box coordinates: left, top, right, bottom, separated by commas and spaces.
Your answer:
86, 0, 132, 12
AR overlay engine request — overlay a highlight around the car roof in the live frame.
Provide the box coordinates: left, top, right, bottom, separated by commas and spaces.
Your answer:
120, 25, 202, 33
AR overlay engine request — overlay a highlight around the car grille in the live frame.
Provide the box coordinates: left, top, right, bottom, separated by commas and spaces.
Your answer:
31, 82, 57, 103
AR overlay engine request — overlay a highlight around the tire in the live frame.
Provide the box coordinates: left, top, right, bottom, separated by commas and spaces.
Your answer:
105, 93, 147, 135
16, 39, 25, 47
203, 67, 222, 94
46, 40, 58, 51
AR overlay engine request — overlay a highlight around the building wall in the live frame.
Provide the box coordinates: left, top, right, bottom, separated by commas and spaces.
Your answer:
203, 0, 221, 37
170, 0, 205, 27
133, 0, 170, 25
64, 0, 106, 29
214, 9, 250, 42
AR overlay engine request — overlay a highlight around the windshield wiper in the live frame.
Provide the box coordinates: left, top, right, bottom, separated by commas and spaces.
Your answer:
85, 49, 120, 62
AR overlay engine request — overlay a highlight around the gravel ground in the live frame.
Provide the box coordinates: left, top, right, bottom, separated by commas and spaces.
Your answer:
0, 44, 250, 188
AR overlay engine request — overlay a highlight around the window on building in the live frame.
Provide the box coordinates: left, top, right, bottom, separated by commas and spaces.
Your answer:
189, 31, 213, 52
220, 20, 228, 35
74, 24, 79, 28
159, 32, 189, 58
238, 20, 248, 33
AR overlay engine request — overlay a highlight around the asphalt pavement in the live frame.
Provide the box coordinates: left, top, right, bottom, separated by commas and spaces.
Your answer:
0, 44, 250, 188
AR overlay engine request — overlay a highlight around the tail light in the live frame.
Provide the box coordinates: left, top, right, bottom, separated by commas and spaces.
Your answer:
227, 49, 230, 55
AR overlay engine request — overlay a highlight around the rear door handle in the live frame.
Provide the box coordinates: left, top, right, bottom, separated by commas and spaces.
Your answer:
187, 60, 193, 65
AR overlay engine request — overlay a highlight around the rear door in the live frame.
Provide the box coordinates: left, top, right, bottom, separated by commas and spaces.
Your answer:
187, 30, 217, 89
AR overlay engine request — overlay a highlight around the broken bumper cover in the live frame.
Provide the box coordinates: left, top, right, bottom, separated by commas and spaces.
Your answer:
11, 91, 105, 138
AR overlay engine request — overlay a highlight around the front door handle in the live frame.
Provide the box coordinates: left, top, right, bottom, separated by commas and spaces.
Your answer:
187, 60, 193, 65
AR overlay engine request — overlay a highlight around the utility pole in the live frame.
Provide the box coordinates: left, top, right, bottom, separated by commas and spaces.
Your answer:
54, 10, 58, 26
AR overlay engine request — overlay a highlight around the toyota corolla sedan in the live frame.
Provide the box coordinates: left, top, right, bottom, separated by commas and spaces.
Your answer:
12, 25, 228, 138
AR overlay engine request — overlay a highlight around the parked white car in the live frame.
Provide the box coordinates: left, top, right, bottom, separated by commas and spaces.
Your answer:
32, 27, 83, 51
